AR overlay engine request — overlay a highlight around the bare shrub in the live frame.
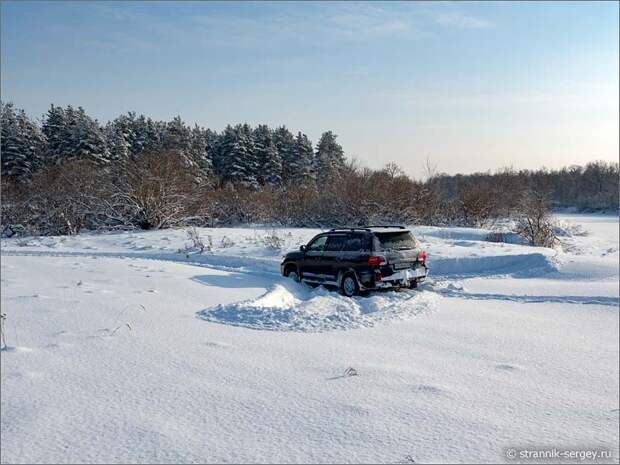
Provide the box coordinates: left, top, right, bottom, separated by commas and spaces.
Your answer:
262, 229, 284, 250
4, 160, 112, 235
514, 191, 558, 247
458, 187, 498, 227
186, 227, 211, 253
111, 151, 199, 229
219, 236, 235, 248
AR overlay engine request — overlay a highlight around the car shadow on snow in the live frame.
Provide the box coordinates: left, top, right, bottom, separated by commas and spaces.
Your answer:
191, 272, 273, 289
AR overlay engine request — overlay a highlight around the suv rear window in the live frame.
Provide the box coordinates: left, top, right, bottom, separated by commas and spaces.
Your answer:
342, 234, 370, 252
375, 231, 417, 251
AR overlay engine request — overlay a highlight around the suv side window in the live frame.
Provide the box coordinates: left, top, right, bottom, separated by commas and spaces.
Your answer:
342, 234, 367, 252
307, 235, 328, 252
325, 235, 347, 252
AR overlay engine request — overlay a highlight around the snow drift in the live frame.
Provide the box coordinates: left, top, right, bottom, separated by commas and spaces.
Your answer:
197, 279, 439, 332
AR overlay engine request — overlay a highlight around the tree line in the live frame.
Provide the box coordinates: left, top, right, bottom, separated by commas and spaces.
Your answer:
1, 102, 348, 188
1, 102, 618, 237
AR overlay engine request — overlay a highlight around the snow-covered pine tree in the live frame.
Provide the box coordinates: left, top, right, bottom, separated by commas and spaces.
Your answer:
212, 125, 234, 180
105, 121, 130, 162
62, 105, 78, 161
128, 113, 147, 156
142, 117, 165, 155
42, 104, 69, 164
1, 103, 37, 178
163, 116, 192, 159
219, 124, 259, 188
108, 113, 136, 157
203, 127, 218, 167
253, 124, 282, 187
189, 124, 214, 181
71, 107, 109, 164
314, 131, 346, 186
273, 126, 296, 185
293, 132, 316, 187
17, 108, 46, 174
118, 113, 164, 157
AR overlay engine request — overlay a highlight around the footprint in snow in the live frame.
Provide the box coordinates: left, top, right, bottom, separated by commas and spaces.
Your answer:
44, 343, 61, 349
51, 330, 73, 337
495, 363, 520, 372
411, 384, 446, 395
203, 341, 232, 348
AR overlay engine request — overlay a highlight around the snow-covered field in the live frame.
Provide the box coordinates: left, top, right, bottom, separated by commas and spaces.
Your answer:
1, 214, 618, 464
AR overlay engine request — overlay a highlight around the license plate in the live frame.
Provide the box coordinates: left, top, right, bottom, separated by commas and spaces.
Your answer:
407, 267, 426, 278
394, 262, 412, 270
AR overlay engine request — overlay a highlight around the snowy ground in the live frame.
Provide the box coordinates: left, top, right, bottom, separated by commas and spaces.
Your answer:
1, 214, 618, 463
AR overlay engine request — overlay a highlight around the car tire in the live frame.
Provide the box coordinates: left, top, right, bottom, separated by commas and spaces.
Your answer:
341, 273, 359, 297
409, 279, 418, 289
285, 266, 301, 282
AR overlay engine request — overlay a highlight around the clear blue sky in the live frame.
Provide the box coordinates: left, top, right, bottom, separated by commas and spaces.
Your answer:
1, 1, 618, 176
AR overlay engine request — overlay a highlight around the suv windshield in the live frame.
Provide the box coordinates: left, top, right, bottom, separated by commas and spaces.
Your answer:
375, 231, 417, 251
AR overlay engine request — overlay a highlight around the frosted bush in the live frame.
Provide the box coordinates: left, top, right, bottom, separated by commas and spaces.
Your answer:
262, 229, 284, 250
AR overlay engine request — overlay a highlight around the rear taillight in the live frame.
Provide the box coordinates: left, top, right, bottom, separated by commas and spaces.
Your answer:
418, 251, 428, 262
368, 255, 386, 267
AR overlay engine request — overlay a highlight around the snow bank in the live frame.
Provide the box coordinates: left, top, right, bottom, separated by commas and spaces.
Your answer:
197, 279, 439, 332
430, 252, 556, 278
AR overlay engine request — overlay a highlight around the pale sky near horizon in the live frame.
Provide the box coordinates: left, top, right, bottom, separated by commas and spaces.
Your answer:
1, 1, 618, 178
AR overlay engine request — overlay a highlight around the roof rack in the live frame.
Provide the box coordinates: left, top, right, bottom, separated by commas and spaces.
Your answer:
328, 227, 371, 232
365, 225, 406, 229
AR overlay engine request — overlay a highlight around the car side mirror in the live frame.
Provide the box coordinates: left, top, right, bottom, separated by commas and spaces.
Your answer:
300, 245, 306, 252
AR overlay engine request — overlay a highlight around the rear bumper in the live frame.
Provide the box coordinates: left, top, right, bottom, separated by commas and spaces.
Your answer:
362, 265, 428, 290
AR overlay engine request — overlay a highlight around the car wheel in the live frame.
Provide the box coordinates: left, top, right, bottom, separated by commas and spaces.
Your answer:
409, 279, 418, 289
286, 267, 301, 282
341, 273, 359, 297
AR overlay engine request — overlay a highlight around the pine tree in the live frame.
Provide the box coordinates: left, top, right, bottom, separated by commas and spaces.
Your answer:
163, 116, 191, 158
189, 124, 214, 180
1, 103, 46, 178
108, 113, 136, 157
142, 117, 165, 155
314, 131, 345, 186
17, 108, 46, 173
212, 125, 234, 179
129, 113, 147, 155
71, 107, 109, 164
273, 126, 296, 184
219, 124, 259, 188
1, 103, 29, 177
253, 124, 282, 187
292, 132, 315, 186
42, 104, 69, 163
105, 121, 130, 162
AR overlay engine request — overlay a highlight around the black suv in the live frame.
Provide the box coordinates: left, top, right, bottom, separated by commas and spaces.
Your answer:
280, 226, 428, 296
